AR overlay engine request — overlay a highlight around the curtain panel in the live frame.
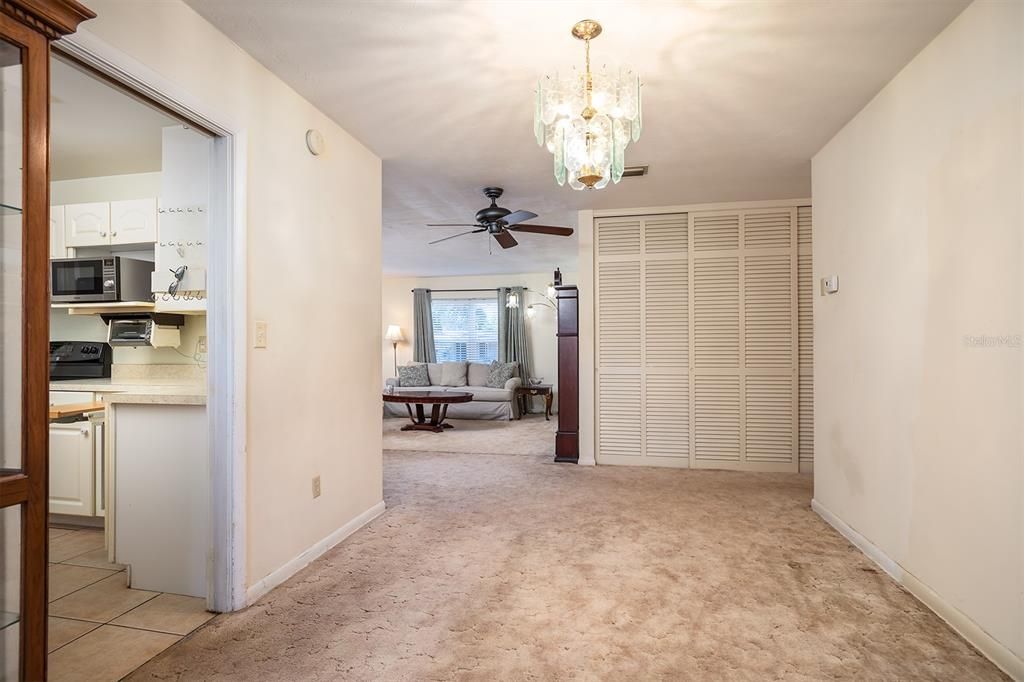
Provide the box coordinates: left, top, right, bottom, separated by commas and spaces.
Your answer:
412, 288, 437, 363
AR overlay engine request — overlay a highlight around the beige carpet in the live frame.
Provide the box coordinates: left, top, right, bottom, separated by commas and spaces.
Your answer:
132, 452, 1004, 680
383, 414, 556, 455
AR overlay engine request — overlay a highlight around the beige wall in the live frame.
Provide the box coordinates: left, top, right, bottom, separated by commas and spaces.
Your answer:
382, 272, 565, 409
812, 0, 1022, 672
50, 171, 160, 205
80, 0, 383, 588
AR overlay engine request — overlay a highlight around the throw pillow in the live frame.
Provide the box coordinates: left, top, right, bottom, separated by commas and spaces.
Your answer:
440, 361, 468, 387
426, 363, 443, 385
397, 363, 430, 387
486, 361, 517, 388
467, 362, 490, 386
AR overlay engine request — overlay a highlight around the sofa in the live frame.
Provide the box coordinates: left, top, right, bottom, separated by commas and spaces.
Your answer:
384, 361, 522, 420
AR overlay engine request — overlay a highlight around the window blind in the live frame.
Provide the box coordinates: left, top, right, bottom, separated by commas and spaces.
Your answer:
431, 297, 499, 363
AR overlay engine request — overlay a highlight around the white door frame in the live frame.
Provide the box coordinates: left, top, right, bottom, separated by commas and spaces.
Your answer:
55, 30, 248, 611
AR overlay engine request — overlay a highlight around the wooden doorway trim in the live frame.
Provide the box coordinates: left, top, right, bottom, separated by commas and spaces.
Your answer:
0, 3, 93, 679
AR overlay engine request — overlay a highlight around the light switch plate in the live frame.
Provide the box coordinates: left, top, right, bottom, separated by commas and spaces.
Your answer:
821, 275, 840, 295
254, 321, 268, 348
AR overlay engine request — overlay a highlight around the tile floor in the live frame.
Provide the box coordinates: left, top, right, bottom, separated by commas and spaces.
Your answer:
47, 526, 215, 681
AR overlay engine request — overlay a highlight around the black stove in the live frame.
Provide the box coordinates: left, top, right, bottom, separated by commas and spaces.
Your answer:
49, 341, 112, 381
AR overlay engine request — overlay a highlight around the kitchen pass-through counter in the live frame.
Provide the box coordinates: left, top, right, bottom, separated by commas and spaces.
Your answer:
50, 367, 209, 598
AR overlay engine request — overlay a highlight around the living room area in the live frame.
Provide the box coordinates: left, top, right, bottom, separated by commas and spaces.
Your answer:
381, 267, 565, 456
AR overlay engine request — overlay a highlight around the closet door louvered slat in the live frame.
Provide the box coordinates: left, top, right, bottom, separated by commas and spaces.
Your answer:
743, 210, 792, 250
597, 218, 642, 257
694, 375, 741, 462
745, 375, 794, 463
645, 260, 688, 366
645, 375, 688, 459
597, 261, 642, 368
744, 254, 793, 369
644, 214, 689, 254
598, 374, 642, 459
693, 257, 740, 369
693, 213, 739, 251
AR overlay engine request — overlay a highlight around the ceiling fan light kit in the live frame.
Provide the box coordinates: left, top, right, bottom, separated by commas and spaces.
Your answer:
535, 20, 643, 190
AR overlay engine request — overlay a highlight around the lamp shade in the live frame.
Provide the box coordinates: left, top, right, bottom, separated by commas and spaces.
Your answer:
384, 325, 405, 342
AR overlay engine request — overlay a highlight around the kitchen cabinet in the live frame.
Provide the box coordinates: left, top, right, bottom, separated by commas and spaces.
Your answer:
48, 421, 95, 517
111, 198, 158, 245
49, 391, 104, 518
111, 400, 208, 597
64, 201, 110, 247
62, 198, 158, 247
50, 205, 67, 259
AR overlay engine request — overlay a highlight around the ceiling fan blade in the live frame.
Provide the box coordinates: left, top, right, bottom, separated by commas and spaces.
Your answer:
426, 223, 481, 228
428, 229, 485, 245
507, 224, 574, 236
502, 210, 538, 226
493, 231, 518, 249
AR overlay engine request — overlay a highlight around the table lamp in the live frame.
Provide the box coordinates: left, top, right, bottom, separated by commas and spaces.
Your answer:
385, 325, 405, 376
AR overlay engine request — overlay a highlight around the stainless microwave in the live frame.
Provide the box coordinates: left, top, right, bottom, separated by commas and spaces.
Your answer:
51, 256, 154, 303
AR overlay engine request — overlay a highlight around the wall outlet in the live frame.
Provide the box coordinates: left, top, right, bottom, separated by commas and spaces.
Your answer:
254, 321, 268, 348
312, 475, 321, 498
197, 335, 207, 354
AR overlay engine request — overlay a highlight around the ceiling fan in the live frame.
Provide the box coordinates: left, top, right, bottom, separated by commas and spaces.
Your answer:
426, 187, 573, 249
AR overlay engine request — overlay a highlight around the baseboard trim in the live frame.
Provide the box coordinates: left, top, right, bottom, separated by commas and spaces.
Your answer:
812, 499, 1024, 680
811, 499, 903, 580
245, 500, 386, 605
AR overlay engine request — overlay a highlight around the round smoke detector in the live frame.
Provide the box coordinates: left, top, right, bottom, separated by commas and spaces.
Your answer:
305, 129, 325, 156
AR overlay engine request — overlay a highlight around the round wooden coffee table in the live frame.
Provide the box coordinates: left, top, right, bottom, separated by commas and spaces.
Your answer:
383, 390, 473, 432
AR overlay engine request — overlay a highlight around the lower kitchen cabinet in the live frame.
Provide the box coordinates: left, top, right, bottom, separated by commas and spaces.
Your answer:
49, 421, 96, 517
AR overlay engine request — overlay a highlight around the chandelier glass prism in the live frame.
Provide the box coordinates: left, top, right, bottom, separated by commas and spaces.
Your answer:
534, 20, 642, 190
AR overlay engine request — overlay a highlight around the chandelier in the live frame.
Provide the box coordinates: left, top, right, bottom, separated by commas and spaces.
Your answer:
534, 20, 642, 190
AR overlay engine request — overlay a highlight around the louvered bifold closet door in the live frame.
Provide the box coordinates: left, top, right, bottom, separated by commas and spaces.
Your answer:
689, 209, 799, 472
596, 218, 643, 462
596, 214, 689, 466
797, 206, 814, 472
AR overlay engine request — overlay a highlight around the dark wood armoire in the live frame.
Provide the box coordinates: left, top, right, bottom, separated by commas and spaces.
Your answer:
554, 286, 579, 462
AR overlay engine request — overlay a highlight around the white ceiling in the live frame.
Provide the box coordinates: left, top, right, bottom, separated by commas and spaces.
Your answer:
51, 56, 178, 181
185, 0, 968, 276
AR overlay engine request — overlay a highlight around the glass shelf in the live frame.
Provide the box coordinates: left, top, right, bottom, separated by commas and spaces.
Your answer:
0, 202, 22, 215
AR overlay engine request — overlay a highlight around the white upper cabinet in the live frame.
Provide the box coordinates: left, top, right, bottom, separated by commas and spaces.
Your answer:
49, 205, 66, 259
111, 198, 158, 245
64, 202, 111, 248
62, 199, 158, 248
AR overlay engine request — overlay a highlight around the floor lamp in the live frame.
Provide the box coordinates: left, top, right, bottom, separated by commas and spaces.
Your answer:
385, 325, 405, 376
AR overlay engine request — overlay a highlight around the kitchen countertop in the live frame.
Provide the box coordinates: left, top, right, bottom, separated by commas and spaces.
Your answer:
50, 378, 207, 405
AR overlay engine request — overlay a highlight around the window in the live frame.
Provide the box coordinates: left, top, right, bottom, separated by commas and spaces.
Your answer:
431, 297, 498, 363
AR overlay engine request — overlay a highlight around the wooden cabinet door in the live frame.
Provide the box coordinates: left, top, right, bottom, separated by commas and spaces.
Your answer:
49, 205, 65, 258
48, 423, 95, 516
64, 201, 110, 247
110, 197, 157, 245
